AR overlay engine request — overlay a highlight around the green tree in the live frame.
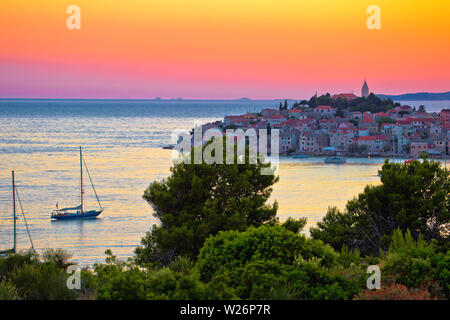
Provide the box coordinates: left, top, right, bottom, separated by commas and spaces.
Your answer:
349, 119, 359, 127
380, 229, 449, 298
94, 250, 215, 300
135, 140, 279, 264
281, 217, 307, 234
311, 159, 450, 254
376, 117, 395, 125
196, 225, 365, 299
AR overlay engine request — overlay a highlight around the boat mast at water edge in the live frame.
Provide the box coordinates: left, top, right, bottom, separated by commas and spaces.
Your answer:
1, 170, 34, 254
12, 170, 16, 253
80, 146, 83, 214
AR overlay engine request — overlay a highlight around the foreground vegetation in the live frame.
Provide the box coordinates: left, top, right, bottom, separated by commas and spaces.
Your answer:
1, 143, 448, 300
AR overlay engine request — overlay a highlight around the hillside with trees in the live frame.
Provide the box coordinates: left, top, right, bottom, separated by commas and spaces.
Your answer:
293, 93, 398, 114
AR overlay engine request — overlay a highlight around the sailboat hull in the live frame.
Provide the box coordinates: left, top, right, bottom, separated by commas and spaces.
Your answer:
51, 209, 103, 220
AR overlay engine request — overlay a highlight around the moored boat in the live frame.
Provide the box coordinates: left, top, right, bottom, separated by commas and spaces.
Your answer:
51, 147, 103, 220
51, 207, 102, 220
292, 154, 309, 159
324, 156, 346, 164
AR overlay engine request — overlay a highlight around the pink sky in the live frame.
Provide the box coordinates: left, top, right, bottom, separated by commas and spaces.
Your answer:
1, 1, 449, 99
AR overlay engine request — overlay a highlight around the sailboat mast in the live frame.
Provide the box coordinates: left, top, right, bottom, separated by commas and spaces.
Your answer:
12, 170, 16, 253
80, 146, 83, 213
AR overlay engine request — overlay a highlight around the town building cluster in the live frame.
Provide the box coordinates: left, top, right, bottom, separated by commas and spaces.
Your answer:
201, 94, 450, 158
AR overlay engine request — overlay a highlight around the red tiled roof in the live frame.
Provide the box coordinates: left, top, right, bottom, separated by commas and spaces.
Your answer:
281, 119, 299, 124
412, 118, 435, 122
225, 115, 245, 120
261, 108, 278, 112
332, 93, 357, 99
268, 114, 286, 119
319, 119, 335, 122
358, 136, 376, 141
375, 135, 389, 141
396, 118, 413, 125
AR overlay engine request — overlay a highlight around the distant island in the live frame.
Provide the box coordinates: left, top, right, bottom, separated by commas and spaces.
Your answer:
377, 91, 450, 101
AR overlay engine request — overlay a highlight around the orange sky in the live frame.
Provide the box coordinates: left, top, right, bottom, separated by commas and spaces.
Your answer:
1, 0, 449, 99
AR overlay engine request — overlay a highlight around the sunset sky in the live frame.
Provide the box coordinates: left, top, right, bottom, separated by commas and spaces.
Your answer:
1, 0, 449, 99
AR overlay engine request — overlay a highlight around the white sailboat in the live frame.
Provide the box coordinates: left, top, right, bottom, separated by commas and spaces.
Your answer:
51, 147, 103, 220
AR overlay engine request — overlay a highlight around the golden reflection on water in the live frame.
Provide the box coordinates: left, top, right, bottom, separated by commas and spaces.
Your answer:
2, 148, 385, 266
273, 159, 382, 232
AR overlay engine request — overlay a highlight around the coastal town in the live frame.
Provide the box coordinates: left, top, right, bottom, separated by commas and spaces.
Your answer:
198, 81, 450, 159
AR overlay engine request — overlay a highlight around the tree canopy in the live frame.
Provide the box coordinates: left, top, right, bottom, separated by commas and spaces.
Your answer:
135, 140, 279, 264
292, 93, 395, 114
311, 159, 450, 255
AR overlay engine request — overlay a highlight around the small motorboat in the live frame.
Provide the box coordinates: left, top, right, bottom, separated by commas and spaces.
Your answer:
51, 147, 103, 220
324, 156, 346, 164
162, 144, 175, 150
292, 154, 309, 159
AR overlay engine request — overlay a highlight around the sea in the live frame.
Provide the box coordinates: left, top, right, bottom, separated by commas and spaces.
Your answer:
0, 99, 449, 266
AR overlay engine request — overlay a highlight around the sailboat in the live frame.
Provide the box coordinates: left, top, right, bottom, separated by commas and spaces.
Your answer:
51, 147, 103, 220
0, 171, 34, 254
324, 155, 346, 164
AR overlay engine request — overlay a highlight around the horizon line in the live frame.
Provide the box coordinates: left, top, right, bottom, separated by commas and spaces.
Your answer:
0, 90, 449, 102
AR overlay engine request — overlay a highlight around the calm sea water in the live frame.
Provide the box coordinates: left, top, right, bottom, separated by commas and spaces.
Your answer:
0, 99, 449, 266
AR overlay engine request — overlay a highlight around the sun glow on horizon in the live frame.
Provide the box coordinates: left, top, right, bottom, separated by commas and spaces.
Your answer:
1, 0, 449, 99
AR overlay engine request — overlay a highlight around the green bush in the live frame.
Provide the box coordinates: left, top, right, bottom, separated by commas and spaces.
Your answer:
0, 251, 38, 279
11, 262, 77, 300
41, 248, 75, 269
94, 250, 211, 300
281, 217, 307, 234
311, 160, 450, 255
381, 229, 449, 298
1, 250, 91, 300
197, 225, 365, 300
238, 260, 306, 299
0, 281, 20, 300
197, 225, 328, 281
